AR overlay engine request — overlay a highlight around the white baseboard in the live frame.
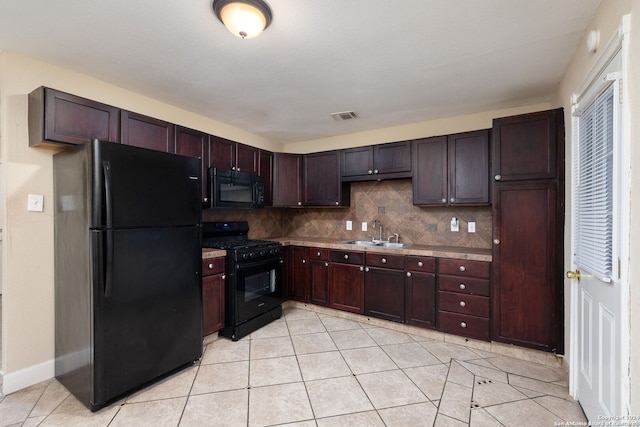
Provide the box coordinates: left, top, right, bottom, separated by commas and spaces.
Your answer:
2, 359, 54, 395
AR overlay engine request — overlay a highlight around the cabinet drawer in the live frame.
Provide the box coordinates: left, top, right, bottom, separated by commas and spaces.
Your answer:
202, 257, 225, 277
439, 258, 490, 278
366, 252, 404, 269
438, 275, 490, 296
331, 250, 364, 265
438, 311, 490, 341
438, 291, 489, 317
405, 256, 436, 273
309, 248, 330, 260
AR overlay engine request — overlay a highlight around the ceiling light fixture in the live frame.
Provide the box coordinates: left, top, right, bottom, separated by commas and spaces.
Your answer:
212, 0, 272, 39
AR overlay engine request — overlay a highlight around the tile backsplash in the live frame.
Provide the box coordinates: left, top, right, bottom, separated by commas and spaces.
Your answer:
202, 179, 492, 249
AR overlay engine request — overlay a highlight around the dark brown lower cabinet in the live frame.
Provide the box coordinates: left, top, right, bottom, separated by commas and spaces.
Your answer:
364, 253, 406, 323
330, 250, 364, 314
202, 258, 225, 336
291, 246, 309, 303
405, 256, 437, 329
492, 181, 562, 352
309, 248, 330, 306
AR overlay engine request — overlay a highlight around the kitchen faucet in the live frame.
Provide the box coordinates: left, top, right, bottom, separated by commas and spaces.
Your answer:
372, 220, 383, 242
388, 233, 399, 244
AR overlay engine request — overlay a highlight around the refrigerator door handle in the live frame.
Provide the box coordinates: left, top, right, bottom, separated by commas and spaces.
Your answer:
102, 161, 114, 297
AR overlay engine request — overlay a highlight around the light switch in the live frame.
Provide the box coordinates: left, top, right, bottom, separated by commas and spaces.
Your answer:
468, 222, 476, 233
27, 194, 44, 212
362, 222, 368, 232
346, 220, 353, 231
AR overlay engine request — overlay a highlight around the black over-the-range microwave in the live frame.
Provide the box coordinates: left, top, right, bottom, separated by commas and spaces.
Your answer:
207, 168, 265, 209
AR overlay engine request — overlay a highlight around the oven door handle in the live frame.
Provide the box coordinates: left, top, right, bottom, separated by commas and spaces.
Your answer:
236, 256, 282, 270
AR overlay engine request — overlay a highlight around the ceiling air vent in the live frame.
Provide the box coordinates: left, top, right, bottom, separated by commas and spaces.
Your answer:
330, 110, 358, 121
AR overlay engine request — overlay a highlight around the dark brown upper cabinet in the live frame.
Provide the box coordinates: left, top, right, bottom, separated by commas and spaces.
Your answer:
258, 149, 274, 206
28, 86, 120, 148
492, 109, 563, 182
209, 136, 259, 174
120, 111, 175, 153
303, 151, 350, 207
272, 153, 302, 207
413, 130, 490, 206
175, 126, 210, 205
341, 141, 412, 181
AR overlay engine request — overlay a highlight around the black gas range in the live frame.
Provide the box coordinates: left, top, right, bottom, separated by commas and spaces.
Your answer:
202, 221, 283, 341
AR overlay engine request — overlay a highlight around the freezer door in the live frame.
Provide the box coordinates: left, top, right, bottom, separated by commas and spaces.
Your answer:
91, 140, 201, 229
92, 226, 202, 408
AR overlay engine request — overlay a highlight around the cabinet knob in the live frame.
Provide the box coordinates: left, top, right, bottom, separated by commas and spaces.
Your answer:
297, 201, 302, 206
236, 167, 241, 172
221, 274, 226, 280
417, 261, 424, 267
459, 265, 466, 272
381, 258, 387, 264
359, 266, 364, 272
232, 166, 236, 171
335, 201, 339, 205
450, 197, 455, 203
441, 198, 447, 203
459, 283, 466, 290
365, 267, 370, 272
344, 254, 349, 260
208, 263, 213, 269
459, 301, 466, 307
368, 170, 373, 174
460, 322, 467, 328
493, 239, 500, 245
325, 262, 329, 267
374, 169, 379, 174
495, 174, 502, 181
317, 251, 321, 257
406, 272, 412, 277
302, 259, 306, 264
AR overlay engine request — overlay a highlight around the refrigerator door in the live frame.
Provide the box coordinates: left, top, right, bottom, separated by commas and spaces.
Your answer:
91, 226, 202, 408
91, 140, 201, 229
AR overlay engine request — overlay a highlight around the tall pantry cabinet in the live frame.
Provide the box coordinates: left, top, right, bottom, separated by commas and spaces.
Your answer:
491, 109, 565, 353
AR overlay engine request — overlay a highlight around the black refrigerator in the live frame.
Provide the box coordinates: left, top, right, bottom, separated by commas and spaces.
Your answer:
53, 139, 203, 411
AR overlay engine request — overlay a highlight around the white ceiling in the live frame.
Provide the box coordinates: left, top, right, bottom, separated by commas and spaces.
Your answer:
0, 0, 601, 144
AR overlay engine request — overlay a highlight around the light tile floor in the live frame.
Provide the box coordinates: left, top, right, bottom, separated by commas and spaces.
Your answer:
0, 306, 587, 426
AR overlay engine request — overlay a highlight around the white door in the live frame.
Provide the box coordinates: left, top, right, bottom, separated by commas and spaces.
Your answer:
569, 27, 629, 420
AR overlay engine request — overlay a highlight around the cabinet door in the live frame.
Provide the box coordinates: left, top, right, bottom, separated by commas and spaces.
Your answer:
330, 263, 364, 314
273, 153, 302, 206
209, 136, 235, 170
202, 273, 225, 336
405, 271, 436, 329
365, 266, 405, 322
448, 130, 490, 205
341, 146, 374, 178
120, 111, 175, 152
492, 181, 560, 351
175, 126, 210, 205
236, 143, 259, 174
492, 109, 562, 182
28, 87, 120, 148
412, 136, 448, 205
309, 259, 330, 306
373, 141, 412, 175
291, 246, 309, 302
303, 150, 348, 206
259, 150, 273, 206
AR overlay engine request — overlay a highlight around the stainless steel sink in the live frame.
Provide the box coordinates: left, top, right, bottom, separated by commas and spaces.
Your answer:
340, 240, 409, 249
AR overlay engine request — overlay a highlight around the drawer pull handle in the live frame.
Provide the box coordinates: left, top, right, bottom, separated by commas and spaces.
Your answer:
302, 259, 306, 264
359, 266, 364, 272
317, 251, 321, 257
460, 322, 467, 328
459, 283, 466, 290
459, 265, 466, 272
495, 174, 502, 181
344, 254, 349, 260
417, 261, 424, 267
406, 272, 412, 277
365, 267, 370, 272
382, 258, 387, 264
208, 263, 213, 269
459, 301, 466, 307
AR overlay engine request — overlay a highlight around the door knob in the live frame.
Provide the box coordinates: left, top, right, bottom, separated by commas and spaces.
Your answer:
566, 270, 582, 281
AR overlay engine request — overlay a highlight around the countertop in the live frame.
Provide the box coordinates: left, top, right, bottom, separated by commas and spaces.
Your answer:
272, 236, 492, 262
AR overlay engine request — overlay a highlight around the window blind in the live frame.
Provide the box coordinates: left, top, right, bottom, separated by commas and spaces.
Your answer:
575, 85, 614, 282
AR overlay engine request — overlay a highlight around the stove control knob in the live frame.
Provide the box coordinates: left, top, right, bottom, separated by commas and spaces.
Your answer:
260, 251, 266, 256
242, 253, 248, 260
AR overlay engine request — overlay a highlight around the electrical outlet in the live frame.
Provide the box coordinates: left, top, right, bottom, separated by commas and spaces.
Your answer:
362, 222, 368, 232
450, 217, 459, 232
346, 220, 352, 231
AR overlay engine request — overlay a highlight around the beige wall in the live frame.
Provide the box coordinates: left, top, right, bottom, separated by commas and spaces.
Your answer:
553, 0, 636, 415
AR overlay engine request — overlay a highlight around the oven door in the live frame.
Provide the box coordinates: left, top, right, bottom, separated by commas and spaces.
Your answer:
234, 255, 282, 323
